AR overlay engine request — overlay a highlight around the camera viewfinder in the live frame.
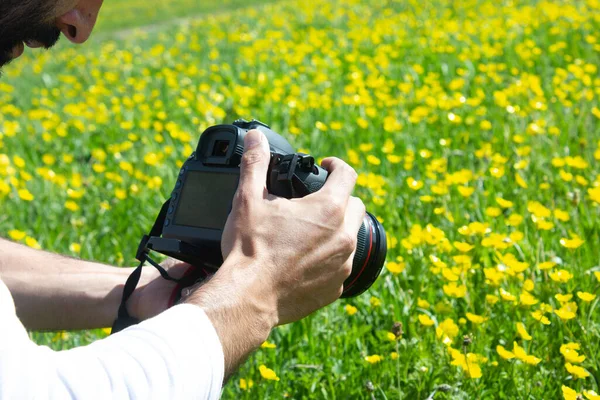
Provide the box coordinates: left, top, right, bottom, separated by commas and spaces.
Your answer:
213, 140, 230, 157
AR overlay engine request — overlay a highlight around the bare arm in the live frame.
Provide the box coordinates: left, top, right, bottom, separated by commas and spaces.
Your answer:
0, 238, 182, 331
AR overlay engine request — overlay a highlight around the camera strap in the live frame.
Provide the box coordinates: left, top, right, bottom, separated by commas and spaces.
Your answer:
111, 198, 177, 334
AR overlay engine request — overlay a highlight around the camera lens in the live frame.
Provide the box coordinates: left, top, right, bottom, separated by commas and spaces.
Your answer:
341, 212, 387, 298
213, 140, 230, 156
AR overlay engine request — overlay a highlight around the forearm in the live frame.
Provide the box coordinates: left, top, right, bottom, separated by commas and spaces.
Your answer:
185, 257, 277, 378
0, 238, 138, 330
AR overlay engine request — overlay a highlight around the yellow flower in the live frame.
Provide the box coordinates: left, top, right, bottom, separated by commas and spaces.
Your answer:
13, 155, 25, 168
52, 331, 69, 342
458, 186, 475, 197
453, 241, 474, 252
554, 209, 570, 222
515, 173, 528, 188
436, 318, 459, 342
69, 243, 81, 253
563, 385, 580, 400
418, 314, 435, 326
239, 378, 254, 390
507, 214, 523, 226
584, 390, 600, 400
364, 354, 383, 364
466, 312, 488, 324
387, 154, 401, 163
486, 294, 499, 304
367, 155, 381, 165
550, 269, 574, 283
8, 229, 26, 241
258, 365, 280, 381
536, 220, 554, 230
555, 293, 573, 303
516, 322, 532, 340
115, 188, 127, 200
490, 166, 505, 178
499, 288, 516, 302
560, 343, 585, 363
443, 282, 467, 298
512, 342, 541, 365
560, 234, 584, 249
18, 188, 34, 201
588, 186, 600, 204
406, 177, 424, 190
496, 345, 515, 360
565, 363, 590, 379
531, 310, 551, 325
538, 261, 556, 270
519, 291, 539, 306
261, 341, 276, 349
370, 297, 381, 307
345, 304, 358, 316
67, 188, 85, 199
496, 197, 514, 208
65, 200, 79, 212
417, 298, 430, 308
390, 352, 399, 360
386, 261, 406, 274
25, 236, 41, 249
448, 348, 483, 379
42, 154, 56, 165
486, 207, 502, 217
576, 291, 596, 302
595, 271, 600, 282
555, 302, 578, 320
527, 201, 551, 218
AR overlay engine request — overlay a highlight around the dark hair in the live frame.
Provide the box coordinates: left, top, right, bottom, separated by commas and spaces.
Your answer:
0, 0, 61, 69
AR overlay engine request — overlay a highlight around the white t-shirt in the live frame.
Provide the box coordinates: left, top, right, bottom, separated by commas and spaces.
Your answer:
0, 278, 224, 399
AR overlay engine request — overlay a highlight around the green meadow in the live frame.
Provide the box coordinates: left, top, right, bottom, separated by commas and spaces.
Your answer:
1, 0, 599, 398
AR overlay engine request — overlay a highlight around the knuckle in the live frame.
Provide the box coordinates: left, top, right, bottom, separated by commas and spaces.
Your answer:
345, 163, 358, 182
342, 262, 353, 279
323, 197, 345, 220
339, 231, 357, 254
351, 196, 366, 215
241, 150, 265, 169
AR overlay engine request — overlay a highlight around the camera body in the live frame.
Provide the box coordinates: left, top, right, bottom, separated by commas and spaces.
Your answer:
145, 119, 386, 298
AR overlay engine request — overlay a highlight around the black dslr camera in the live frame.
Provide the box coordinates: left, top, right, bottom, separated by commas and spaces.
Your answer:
113, 120, 386, 333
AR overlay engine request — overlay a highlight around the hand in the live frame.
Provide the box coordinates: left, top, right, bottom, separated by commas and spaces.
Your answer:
185, 128, 365, 377
127, 258, 196, 321
220, 130, 365, 325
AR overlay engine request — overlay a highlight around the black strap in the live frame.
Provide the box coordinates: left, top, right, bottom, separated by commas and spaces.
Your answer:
111, 199, 173, 334
111, 260, 143, 333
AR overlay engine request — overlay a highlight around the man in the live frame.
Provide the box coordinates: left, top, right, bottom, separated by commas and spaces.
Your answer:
0, 0, 366, 398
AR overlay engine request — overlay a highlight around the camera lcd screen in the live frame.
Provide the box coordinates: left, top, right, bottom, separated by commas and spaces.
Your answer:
174, 171, 239, 230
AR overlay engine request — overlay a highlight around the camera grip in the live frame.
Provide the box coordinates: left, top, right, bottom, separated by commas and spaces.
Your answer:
267, 153, 328, 198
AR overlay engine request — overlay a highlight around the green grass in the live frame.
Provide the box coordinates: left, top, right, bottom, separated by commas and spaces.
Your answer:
2, 0, 600, 398
96, 0, 276, 32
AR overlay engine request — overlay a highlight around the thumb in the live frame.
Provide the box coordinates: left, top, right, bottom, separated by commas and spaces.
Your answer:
237, 129, 271, 199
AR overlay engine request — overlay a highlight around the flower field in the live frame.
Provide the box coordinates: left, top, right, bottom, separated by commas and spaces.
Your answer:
1, 0, 600, 398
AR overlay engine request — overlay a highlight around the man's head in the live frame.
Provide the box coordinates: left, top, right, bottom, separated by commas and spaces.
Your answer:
0, 0, 103, 69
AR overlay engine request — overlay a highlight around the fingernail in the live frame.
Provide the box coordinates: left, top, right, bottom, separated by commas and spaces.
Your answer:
244, 129, 262, 150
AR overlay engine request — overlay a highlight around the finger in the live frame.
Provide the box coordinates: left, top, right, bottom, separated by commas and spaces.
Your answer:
345, 196, 367, 235
319, 157, 358, 201
236, 129, 271, 200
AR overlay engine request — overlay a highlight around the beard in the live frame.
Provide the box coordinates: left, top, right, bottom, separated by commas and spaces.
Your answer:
0, 1, 62, 69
